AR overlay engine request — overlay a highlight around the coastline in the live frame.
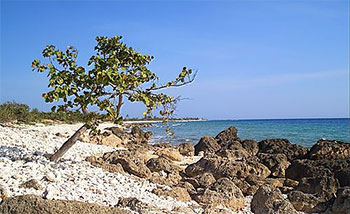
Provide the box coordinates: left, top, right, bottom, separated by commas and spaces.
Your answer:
124, 118, 208, 124
0, 122, 349, 214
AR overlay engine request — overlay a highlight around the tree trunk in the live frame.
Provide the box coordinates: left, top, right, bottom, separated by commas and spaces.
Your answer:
116, 94, 123, 117
49, 123, 88, 162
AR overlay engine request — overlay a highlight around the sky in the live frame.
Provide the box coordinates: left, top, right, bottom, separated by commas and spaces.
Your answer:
0, 0, 349, 120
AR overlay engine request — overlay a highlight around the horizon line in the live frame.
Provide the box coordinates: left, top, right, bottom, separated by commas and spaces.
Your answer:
205, 117, 350, 121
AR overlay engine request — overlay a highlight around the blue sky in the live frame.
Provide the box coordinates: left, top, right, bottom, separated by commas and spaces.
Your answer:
1, 0, 349, 119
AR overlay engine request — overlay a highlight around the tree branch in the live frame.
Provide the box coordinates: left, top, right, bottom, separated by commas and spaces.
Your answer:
147, 70, 197, 91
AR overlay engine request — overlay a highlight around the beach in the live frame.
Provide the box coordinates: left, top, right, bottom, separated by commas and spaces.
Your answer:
1, 122, 349, 213
0, 123, 250, 213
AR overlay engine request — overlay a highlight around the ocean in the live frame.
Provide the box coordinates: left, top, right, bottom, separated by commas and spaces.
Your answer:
144, 118, 350, 148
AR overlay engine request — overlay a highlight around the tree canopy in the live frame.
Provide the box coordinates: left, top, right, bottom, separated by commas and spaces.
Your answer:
32, 35, 196, 133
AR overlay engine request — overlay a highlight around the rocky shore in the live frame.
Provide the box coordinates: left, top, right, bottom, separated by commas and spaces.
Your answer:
0, 123, 349, 214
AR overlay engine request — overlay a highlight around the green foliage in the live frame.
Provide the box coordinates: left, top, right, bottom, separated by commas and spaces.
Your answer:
0, 102, 31, 123
0, 102, 88, 124
32, 35, 196, 133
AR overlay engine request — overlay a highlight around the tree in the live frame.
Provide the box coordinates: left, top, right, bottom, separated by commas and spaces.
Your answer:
32, 35, 196, 162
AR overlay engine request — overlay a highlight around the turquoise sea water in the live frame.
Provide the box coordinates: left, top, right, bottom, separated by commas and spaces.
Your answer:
144, 118, 350, 148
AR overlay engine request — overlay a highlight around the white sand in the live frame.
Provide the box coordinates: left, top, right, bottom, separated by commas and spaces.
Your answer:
0, 123, 254, 214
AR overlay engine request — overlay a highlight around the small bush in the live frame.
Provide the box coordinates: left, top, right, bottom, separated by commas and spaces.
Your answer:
0, 102, 86, 124
0, 102, 31, 123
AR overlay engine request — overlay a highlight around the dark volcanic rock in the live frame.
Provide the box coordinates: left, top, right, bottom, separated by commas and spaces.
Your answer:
307, 139, 350, 160
251, 185, 298, 214
195, 136, 221, 155
0, 194, 128, 214
258, 139, 308, 161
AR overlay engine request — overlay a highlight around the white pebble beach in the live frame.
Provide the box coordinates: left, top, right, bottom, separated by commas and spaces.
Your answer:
0, 123, 255, 214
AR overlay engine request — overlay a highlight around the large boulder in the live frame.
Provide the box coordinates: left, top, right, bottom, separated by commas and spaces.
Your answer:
215, 126, 239, 145
296, 176, 338, 201
285, 159, 333, 181
185, 153, 270, 180
251, 185, 298, 214
258, 139, 308, 161
195, 136, 220, 155
95, 149, 152, 178
288, 190, 330, 213
194, 178, 245, 211
0, 194, 128, 214
328, 187, 350, 214
257, 153, 290, 178
307, 139, 350, 160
